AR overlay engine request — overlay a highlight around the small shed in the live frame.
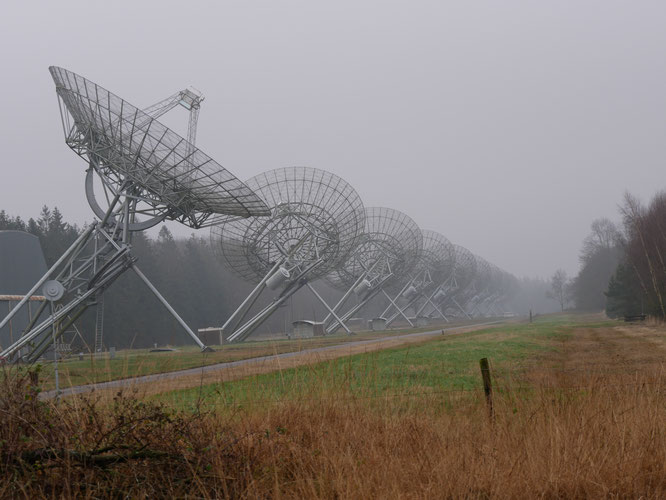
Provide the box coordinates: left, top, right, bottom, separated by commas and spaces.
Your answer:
292, 320, 325, 338
370, 317, 387, 331
197, 327, 225, 346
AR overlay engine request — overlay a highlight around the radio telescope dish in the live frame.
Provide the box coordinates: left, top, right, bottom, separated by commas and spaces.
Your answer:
211, 167, 365, 342
420, 230, 455, 284
213, 167, 364, 283
50, 66, 269, 229
0, 67, 270, 361
324, 207, 423, 333
452, 245, 477, 291
470, 263, 505, 317
421, 243, 478, 320
327, 207, 423, 291
462, 261, 517, 318
465, 256, 494, 317
382, 229, 456, 327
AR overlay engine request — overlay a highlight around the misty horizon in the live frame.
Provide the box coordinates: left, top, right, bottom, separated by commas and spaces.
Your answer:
2, 1, 665, 279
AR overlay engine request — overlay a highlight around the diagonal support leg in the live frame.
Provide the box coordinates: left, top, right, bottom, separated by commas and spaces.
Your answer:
131, 265, 208, 351
306, 283, 352, 335
452, 297, 471, 319
380, 289, 413, 327
424, 294, 449, 322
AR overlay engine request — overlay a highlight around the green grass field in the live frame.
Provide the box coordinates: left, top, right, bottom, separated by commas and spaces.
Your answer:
155, 314, 614, 410
27, 319, 485, 390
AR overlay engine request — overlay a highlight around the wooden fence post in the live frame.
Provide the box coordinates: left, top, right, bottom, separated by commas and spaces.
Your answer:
479, 357, 494, 419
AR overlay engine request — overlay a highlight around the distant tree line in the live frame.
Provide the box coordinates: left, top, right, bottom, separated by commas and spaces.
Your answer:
563, 190, 666, 318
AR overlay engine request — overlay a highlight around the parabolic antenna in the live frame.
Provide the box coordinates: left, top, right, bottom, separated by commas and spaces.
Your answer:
50, 66, 269, 229
473, 263, 505, 317
465, 256, 494, 317
473, 256, 492, 289
324, 207, 423, 333
327, 207, 423, 291
451, 245, 477, 291
423, 243, 477, 320
381, 229, 455, 327
420, 230, 455, 285
213, 167, 364, 283
465, 262, 517, 318
211, 166, 365, 342
0, 66, 269, 361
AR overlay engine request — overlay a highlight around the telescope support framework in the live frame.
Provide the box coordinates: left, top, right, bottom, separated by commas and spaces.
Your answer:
324, 272, 394, 334
223, 258, 324, 343
379, 269, 452, 328
221, 232, 328, 343
0, 198, 207, 362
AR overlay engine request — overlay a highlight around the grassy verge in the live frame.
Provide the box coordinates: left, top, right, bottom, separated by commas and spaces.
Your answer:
25, 318, 487, 391
154, 314, 614, 410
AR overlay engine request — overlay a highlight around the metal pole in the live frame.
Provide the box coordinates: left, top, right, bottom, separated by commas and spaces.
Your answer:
380, 276, 415, 319
322, 259, 381, 326
227, 285, 303, 343
131, 264, 207, 351
322, 270, 369, 325
385, 293, 422, 327
221, 260, 282, 335
305, 283, 352, 335
50, 301, 59, 402
326, 286, 382, 334
380, 289, 414, 327
8, 301, 12, 344
423, 294, 449, 322
326, 273, 394, 333
452, 297, 471, 319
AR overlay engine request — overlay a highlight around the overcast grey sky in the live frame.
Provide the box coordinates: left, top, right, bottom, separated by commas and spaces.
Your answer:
1, 1, 665, 278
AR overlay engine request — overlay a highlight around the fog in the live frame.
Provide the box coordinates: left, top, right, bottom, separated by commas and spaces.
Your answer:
1, 1, 665, 278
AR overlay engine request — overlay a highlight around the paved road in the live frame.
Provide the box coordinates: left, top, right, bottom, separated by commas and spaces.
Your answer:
41, 320, 503, 399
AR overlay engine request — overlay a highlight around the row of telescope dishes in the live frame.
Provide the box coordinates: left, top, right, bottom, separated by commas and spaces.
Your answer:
211, 166, 517, 342
4, 66, 516, 359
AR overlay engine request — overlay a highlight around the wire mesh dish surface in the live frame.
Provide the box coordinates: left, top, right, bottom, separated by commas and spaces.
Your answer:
50, 66, 269, 227
327, 207, 423, 290
473, 256, 493, 289
211, 167, 365, 283
450, 244, 477, 290
419, 230, 455, 284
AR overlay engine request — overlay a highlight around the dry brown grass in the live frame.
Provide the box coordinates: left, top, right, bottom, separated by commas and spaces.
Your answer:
225, 375, 664, 498
1, 320, 664, 498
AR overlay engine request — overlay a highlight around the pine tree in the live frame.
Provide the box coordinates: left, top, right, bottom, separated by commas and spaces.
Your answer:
605, 264, 643, 318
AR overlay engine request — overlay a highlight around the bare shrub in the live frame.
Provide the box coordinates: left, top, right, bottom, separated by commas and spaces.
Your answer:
1, 360, 664, 498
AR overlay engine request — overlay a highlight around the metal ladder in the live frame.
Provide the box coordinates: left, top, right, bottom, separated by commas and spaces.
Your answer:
94, 293, 104, 353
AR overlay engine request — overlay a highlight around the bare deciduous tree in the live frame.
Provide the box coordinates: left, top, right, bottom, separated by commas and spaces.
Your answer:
621, 192, 666, 317
546, 269, 571, 312
580, 218, 622, 264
